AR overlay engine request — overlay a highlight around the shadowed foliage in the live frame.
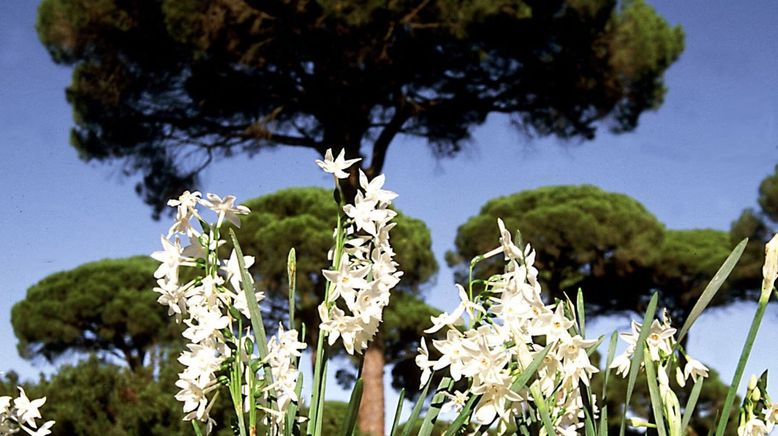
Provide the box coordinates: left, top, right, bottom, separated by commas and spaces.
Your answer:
11, 257, 178, 371
449, 185, 748, 341
37, 0, 683, 217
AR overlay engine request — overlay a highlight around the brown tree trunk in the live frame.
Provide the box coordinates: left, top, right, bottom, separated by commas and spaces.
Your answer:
358, 339, 385, 436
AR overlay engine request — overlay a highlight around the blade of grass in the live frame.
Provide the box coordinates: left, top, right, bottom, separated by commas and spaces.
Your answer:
400, 378, 432, 436
677, 238, 747, 344
530, 384, 555, 436
510, 345, 551, 392
229, 230, 270, 359
680, 377, 704, 432
619, 292, 659, 436
602, 330, 619, 402
443, 395, 479, 436
583, 406, 597, 436
642, 350, 668, 436
586, 335, 605, 356
389, 388, 406, 436
418, 378, 454, 436
714, 285, 772, 436
341, 379, 364, 436
578, 288, 586, 337
598, 405, 608, 436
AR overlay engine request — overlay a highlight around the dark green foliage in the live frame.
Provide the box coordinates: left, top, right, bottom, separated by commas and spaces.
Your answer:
449, 185, 665, 315
11, 257, 178, 371
450, 185, 749, 339
654, 229, 733, 327
37, 0, 683, 216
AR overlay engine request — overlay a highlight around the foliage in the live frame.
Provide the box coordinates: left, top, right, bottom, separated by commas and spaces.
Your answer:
10, 257, 178, 371
37, 0, 683, 216
653, 229, 732, 326
448, 185, 664, 315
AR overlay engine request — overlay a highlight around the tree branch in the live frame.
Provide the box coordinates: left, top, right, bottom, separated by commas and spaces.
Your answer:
366, 102, 410, 178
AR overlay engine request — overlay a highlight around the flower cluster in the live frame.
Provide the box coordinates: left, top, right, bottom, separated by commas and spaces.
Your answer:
0, 387, 54, 436
316, 149, 402, 354
260, 325, 307, 428
417, 218, 599, 434
736, 374, 778, 436
154, 191, 305, 433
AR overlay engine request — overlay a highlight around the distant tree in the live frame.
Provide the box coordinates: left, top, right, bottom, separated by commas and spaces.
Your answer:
11, 257, 178, 371
652, 229, 733, 340
37, 0, 683, 217
449, 185, 749, 334
232, 187, 438, 434
727, 164, 778, 293
448, 185, 665, 315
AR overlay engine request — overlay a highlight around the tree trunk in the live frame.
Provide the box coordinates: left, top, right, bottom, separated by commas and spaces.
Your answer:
358, 339, 385, 436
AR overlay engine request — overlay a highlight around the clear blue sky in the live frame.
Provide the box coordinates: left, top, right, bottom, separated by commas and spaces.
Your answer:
1, 0, 778, 412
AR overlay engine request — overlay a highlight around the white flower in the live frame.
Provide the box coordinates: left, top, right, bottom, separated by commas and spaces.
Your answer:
223, 249, 255, 294
610, 349, 633, 378
322, 256, 370, 306
167, 190, 203, 237
424, 284, 482, 334
13, 388, 46, 429
22, 420, 55, 436
684, 358, 709, 382
415, 338, 435, 387
440, 391, 469, 415
738, 417, 769, 436
198, 193, 250, 228
358, 170, 398, 204
315, 148, 361, 179
342, 193, 392, 236
151, 236, 193, 281
470, 374, 522, 424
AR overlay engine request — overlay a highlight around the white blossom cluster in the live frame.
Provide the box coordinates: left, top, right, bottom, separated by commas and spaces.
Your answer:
316, 149, 403, 355
416, 218, 599, 434
609, 308, 710, 432
259, 325, 307, 429
153, 191, 305, 433
0, 387, 54, 436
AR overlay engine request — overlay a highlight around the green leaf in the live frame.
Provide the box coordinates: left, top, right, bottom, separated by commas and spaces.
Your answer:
681, 377, 704, 432
229, 229, 270, 359
602, 330, 619, 402
418, 378, 454, 436
577, 288, 586, 337
619, 292, 659, 436
598, 405, 609, 436
510, 345, 551, 392
530, 384, 555, 436
443, 395, 479, 436
714, 287, 771, 436
341, 379, 363, 436
389, 388, 406, 436
677, 238, 747, 344
401, 379, 432, 436
642, 351, 668, 436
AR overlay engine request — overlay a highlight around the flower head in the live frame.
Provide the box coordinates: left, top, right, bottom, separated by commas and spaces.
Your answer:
315, 148, 361, 179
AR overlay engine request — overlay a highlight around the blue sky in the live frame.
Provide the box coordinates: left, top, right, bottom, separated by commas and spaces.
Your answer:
1, 0, 778, 416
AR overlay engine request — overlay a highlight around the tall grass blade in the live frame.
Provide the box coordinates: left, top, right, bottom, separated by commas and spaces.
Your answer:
389, 388, 406, 436
530, 384, 555, 436
619, 292, 659, 436
418, 378, 454, 436
443, 395, 479, 436
642, 351, 668, 436
603, 330, 619, 402
400, 378, 432, 436
341, 379, 363, 436
677, 238, 747, 343
681, 377, 704, 432
287, 248, 296, 330
577, 288, 586, 337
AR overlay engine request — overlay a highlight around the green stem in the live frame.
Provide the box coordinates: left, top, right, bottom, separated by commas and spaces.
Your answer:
714, 290, 772, 436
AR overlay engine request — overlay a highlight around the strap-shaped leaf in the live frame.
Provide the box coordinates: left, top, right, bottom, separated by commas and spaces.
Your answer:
677, 238, 747, 343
